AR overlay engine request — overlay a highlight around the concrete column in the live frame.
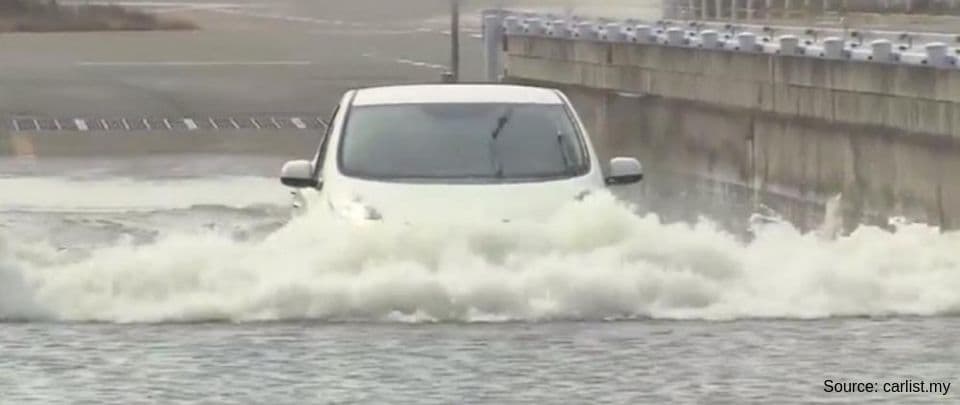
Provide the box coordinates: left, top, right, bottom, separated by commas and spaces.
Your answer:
766, 0, 773, 19
784, 0, 793, 18
746, 0, 755, 19
688, 0, 697, 18
702, 0, 709, 19
730, 0, 738, 20
716, 0, 724, 19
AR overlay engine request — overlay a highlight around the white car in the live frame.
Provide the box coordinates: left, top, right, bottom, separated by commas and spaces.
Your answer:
280, 84, 643, 224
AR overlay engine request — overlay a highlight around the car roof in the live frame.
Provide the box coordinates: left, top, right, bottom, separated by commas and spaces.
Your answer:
351, 84, 564, 106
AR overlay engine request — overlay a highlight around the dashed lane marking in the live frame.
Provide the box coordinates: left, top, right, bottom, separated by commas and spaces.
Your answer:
7, 115, 326, 134
291, 117, 307, 129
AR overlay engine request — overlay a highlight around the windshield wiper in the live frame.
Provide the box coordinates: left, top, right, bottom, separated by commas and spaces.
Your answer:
489, 107, 514, 178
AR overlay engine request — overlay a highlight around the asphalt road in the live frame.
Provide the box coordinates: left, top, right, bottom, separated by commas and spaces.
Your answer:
0, 0, 663, 157
0, 0, 490, 116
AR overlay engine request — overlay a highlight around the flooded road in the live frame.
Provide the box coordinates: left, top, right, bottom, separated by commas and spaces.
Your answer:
2, 153, 959, 404
1, 1, 959, 404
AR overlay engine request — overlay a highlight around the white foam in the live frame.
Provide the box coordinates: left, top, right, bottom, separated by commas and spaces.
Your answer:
1, 191, 958, 323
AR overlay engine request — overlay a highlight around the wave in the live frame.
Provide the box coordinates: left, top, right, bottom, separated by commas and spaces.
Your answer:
1, 191, 958, 323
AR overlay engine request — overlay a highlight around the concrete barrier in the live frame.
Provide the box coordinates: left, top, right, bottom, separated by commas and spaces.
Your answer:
489, 11, 960, 231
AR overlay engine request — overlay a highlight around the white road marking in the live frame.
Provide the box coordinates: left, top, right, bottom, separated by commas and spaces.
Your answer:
209, 118, 220, 129
163, 118, 173, 130
361, 52, 448, 71
32, 119, 39, 131
151, 4, 243, 14
143, 119, 152, 130
77, 61, 313, 67
184, 118, 198, 130
394, 58, 448, 70
227, 118, 240, 129
209, 8, 367, 28
269, 117, 281, 129
250, 118, 262, 130
53, 119, 62, 130
62, 2, 249, 7
12, 119, 20, 132
99, 119, 109, 130
75, 119, 88, 132
290, 117, 307, 129
121, 118, 131, 131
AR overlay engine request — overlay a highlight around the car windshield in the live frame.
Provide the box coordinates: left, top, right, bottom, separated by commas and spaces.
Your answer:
339, 103, 589, 182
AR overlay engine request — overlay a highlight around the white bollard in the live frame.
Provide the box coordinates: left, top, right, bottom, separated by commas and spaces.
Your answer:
779, 35, 799, 55
601, 23, 626, 41
523, 18, 546, 36
634, 25, 653, 43
925, 42, 950, 67
700, 30, 719, 48
504, 16, 522, 35
547, 19, 569, 38
574, 21, 598, 40
822, 37, 846, 59
736, 32, 757, 51
666, 27, 686, 46
870, 39, 894, 62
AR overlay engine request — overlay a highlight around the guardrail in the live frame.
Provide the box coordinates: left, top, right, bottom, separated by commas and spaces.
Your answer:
482, 10, 960, 81
662, 0, 960, 20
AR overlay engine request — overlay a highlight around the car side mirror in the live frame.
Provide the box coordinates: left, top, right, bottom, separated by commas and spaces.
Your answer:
605, 157, 643, 185
280, 160, 318, 188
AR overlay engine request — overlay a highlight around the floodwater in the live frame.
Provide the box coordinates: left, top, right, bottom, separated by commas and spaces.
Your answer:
1, 0, 958, 403
1, 155, 958, 404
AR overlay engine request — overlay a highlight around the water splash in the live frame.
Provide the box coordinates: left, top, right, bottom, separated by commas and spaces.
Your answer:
2, 188, 959, 323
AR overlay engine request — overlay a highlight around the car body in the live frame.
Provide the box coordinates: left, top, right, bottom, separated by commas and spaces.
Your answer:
280, 84, 643, 224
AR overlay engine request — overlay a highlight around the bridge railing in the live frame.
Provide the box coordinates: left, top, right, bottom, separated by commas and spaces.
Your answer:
482, 9, 960, 81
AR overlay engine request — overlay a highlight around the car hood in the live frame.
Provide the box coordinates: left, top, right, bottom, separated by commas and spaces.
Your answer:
318, 175, 604, 225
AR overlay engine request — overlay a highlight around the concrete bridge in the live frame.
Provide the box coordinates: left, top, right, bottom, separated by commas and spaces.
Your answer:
483, 10, 960, 231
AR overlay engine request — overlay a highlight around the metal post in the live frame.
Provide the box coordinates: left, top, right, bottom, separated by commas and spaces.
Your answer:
483, 11, 504, 82
449, 0, 461, 83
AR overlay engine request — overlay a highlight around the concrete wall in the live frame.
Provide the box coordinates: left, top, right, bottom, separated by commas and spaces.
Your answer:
504, 36, 960, 231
